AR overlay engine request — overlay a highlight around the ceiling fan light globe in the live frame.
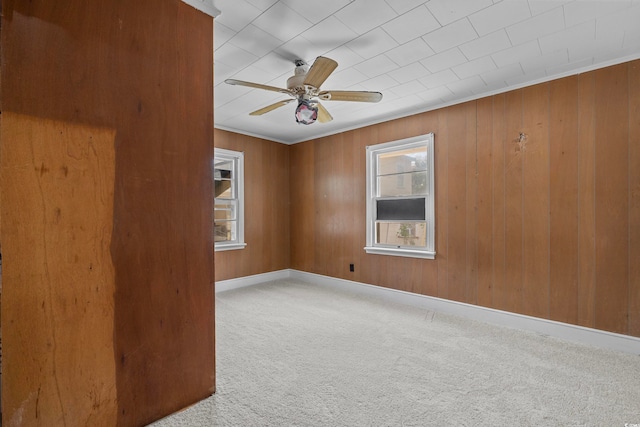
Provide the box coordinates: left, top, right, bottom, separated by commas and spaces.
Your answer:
295, 99, 318, 125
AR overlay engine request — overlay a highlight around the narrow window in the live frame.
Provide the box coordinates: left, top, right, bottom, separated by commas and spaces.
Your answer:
365, 133, 435, 259
214, 148, 246, 251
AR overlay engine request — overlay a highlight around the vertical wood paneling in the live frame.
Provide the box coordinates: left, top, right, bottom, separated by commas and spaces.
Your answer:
476, 97, 494, 308
491, 94, 507, 312
214, 130, 290, 281
447, 104, 469, 303
628, 61, 640, 336
577, 73, 597, 329
503, 90, 524, 313
290, 141, 316, 272
2, 1, 215, 425
436, 109, 450, 299
465, 103, 479, 304
594, 64, 629, 334
521, 85, 550, 319
549, 77, 579, 324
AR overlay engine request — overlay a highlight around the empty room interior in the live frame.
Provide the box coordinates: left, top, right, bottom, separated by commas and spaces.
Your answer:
1, 0, 640, 426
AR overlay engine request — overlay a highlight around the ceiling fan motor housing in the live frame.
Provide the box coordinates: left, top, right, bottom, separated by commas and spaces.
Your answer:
287, 61, 310, 94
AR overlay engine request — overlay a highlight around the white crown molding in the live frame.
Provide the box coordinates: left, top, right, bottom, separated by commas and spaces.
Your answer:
215, 269, 640, 356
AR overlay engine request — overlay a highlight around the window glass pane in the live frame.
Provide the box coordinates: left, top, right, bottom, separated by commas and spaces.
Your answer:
214, 161, 233, 179
214, 201, 236, 221
377, 147, 427, 176
376, 198, 425, 221
214, 220, 236, 242
376, 222, 427, 247
377, 171, 428, 197
215, 183, 232, 199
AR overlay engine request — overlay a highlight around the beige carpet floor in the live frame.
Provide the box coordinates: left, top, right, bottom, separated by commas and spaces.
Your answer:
152, 278, 640, 426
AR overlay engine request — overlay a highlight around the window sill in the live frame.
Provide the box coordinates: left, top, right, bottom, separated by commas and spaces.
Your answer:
364, 246, 435, 259
215, 243, 247, 252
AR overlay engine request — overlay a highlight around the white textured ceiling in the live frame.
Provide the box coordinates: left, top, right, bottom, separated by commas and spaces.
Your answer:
212, 0, 640, 144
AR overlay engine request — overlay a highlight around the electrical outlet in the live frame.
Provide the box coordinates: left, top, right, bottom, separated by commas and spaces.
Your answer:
349, 263, 354, 272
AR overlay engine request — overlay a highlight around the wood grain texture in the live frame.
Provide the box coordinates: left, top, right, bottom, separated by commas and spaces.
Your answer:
503, 90, 524, 314
476, 97, 494, 308
629, 60, 640, 337
577, 72, 597, 329
1, 1, 215, 425
549, 77, 579, 325
1, 114, 118, 426
521, 84, 550, 319
214, 130, 290, 281
594, 64, 629, 334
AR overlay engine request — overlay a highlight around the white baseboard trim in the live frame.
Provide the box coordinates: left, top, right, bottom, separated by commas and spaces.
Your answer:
215, 269, 291, 293
216, 269, 640, 356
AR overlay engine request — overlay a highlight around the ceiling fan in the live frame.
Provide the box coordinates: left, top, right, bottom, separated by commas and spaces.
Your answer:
224, 56, 383, 125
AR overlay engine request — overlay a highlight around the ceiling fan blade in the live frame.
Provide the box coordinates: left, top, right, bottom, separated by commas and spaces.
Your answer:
318, 90, 383, 103
316, 102, 333, 123
249, 99, 294, 116
225, 79, 293, 95
303, 57, 338, 89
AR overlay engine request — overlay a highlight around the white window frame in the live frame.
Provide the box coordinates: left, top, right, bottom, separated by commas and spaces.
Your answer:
214, 148, 246, 252
365, 133, 435, 259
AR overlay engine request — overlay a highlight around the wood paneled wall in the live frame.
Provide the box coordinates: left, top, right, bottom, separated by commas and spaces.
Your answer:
291, 60, 640, 338
214, 129, 290, 282
1, 1, 214, 425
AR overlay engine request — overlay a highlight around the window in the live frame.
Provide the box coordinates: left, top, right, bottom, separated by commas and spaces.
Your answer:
214, 148, 246, 251
365, 133, 435, 259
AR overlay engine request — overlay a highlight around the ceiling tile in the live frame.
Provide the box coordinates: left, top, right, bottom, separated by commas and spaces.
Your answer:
323, 45, 365, 70
446, 75, 486, 96
346, 28, 399, 59
229, 24, 284, 57
381, 5, 441, 45
212, 0, 263, 31
215, 43, 259, 69
505, 7, 565, 46
389, 80, 427, 97
491, 39, 540, 68
214, 22, 235, 50
452, 56, 496, 79
422, 19, 478, 53
527, 0, 570, 16
335, 0, 398, 35
418, 69, 460, 88
468, 0, 531, 36
459, 29, 512, 60
244, 0, 278, 9
252, 3, 313, 42
427, 0, 493, 26
420, 47, 468, 72
274, 36, 328, 64
417, 86, 453, 105
301, 16, 359, 53
385, 38, 435, 67
280, 0, 354, 24
563, 0, 632, 28
388, 62, 429, 84
384, 0, 429, 15
538, 21, 596, 55
361, 74, 402, 91
480, 63, 523, 85
353, 55, 399, 78
520, 48, 568, 74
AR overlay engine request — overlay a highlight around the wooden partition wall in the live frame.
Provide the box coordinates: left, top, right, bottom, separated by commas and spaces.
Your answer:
1, 1, 215, 425
214, 129, 290, 282
291, 60, 640, 338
